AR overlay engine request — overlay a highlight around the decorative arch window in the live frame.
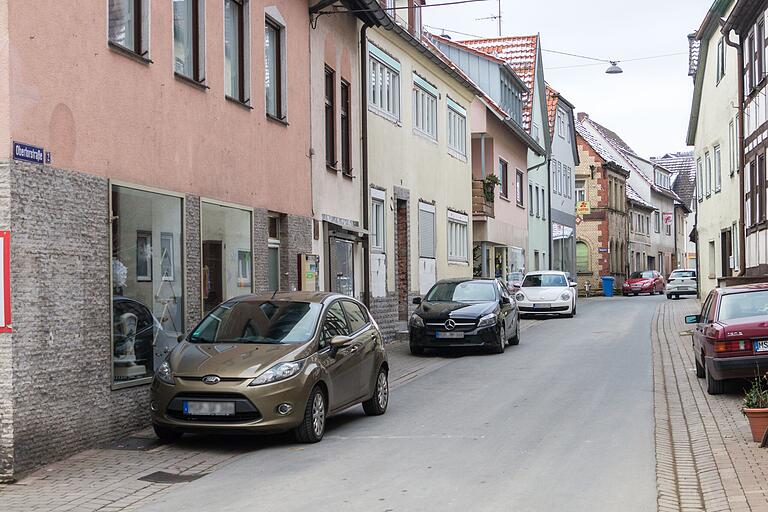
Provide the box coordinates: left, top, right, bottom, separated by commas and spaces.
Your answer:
576, 241, 589, 273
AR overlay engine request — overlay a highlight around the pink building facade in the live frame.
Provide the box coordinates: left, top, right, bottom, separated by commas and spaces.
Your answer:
0, 0, 315, 480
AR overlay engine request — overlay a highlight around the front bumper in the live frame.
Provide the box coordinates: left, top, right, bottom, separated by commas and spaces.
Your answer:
150, 371, 315, 434
707, 355, 768, 380
517, 299, 572, 314
409, 324, 498, 348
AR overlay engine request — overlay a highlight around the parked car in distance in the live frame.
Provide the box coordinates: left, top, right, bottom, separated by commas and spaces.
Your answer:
686, 283, 768, 395
666, 269, 697, 300
515, 271, 577, 318
623, 270, 665, 296
507, 271, 524, 291
409, 278, 520, 355
150, 292, 389, 443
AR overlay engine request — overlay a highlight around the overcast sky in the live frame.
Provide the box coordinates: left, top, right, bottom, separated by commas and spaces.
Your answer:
424, 0, 708, 158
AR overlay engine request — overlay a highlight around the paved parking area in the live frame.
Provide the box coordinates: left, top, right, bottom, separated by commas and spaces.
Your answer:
654, 298, 768, 512
0, 321, 536, 512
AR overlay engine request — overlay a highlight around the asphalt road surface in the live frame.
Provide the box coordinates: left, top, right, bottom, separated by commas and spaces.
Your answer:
140, 295, 659, 512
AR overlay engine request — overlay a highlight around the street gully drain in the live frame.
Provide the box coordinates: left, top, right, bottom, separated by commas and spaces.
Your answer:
138, 471, 206, 484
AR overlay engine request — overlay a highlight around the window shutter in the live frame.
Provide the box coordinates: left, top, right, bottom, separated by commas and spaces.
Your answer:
419, 207, 435, 258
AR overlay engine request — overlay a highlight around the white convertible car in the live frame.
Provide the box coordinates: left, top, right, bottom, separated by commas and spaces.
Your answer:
515, 270, 577, 318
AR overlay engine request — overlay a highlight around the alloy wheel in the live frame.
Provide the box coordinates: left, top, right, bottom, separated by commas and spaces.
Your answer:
312, 392, 326, 438
376, 372, 389, 410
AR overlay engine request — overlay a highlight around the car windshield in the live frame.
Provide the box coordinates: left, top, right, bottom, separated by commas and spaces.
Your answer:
522, 274, 567, 287
189, 300, 322, 344
426, 281, 497, 303
630, 271, 655, 279
670, 270, 696, 279
718, 291, 768, 322
509, 272, 524, 281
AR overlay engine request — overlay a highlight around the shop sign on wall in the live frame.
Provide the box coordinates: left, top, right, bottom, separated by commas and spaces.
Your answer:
662, 212, 673, 226
0, 231, 11, 332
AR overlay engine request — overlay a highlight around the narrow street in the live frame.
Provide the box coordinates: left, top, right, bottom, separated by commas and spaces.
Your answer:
136, 296, 658, 512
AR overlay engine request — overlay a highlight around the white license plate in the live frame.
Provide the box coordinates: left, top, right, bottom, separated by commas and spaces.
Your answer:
183, 401, 235, 416
754, 340, 768, 353
436, 331, 464, 339
533, 303, 551, 309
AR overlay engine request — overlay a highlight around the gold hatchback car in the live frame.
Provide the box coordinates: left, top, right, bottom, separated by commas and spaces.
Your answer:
150, 292, 389, 443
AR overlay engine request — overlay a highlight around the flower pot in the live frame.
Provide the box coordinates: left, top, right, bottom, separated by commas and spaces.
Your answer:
743, 408, 768, 442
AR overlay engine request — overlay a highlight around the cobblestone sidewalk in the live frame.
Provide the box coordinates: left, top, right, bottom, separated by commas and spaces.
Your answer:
654, 298, 768, 512
0, 338, 471, 512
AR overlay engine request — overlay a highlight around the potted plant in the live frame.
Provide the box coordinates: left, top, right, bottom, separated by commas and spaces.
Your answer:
482, 175, 501, 202
742, 375, 768, 442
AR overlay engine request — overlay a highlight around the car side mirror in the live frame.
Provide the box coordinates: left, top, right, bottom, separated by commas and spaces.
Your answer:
684, 315, 700, 324
177, 334, 185, 343
412, 297, 422, 305
330, 335, 354, 348
500, 296, 511, 305
570, 282, 577, 288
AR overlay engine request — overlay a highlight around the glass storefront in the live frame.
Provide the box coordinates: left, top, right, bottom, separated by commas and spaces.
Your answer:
201, 202, 253, 314
111, 185, 184, 384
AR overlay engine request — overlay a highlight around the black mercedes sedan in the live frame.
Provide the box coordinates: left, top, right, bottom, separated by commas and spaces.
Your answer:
408, 278, 520, 355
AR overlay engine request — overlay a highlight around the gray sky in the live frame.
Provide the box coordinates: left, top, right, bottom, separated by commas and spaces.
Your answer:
424, 0, 708, 157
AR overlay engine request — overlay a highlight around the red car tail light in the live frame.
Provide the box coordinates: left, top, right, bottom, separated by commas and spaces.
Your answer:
714, 341, 749, 353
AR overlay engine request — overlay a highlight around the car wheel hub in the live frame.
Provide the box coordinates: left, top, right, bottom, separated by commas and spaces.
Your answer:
377, 372, 389, 409
312, 393, 325, 437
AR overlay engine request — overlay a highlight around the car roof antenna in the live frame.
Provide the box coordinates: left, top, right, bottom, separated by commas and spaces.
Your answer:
271, 289, 279, 299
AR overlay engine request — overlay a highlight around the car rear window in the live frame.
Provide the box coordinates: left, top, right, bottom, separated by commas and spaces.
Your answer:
522, 274, 567, 287
190, 300, 322, 344
670, 270, 696, 279
718, 291, 768, 322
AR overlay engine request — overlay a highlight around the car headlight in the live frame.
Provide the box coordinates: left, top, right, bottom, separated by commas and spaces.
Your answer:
560, 291, 571, 301
477, 313, 497, 328
515, 292, 525, 301
249, 360, 304, 386
156, 360, 174, 385
410, 313, 424, 328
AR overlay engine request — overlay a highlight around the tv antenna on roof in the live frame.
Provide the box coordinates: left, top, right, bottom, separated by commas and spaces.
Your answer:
475, 0, 501, 36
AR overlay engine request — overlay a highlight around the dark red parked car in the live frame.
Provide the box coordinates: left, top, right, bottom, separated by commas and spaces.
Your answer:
622, 270, 665, 296
687, 283, 768, 394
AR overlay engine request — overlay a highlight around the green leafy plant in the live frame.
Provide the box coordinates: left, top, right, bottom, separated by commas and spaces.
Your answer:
482, 175, 501, 202
743, 375, 768, 411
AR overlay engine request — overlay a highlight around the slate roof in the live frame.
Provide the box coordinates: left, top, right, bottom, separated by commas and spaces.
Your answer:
652, 152, 697, 208
577, 112, 636, 155
456, 35, 539, 131
626, 182, 655, 210
575, 120, 616, 163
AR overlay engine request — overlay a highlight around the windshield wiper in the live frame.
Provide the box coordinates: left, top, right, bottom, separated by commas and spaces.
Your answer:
215, 338, 284, 344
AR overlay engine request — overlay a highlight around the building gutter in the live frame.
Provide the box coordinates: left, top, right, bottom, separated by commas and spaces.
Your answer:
724, 26, 746, 274
360, 22, 371, 307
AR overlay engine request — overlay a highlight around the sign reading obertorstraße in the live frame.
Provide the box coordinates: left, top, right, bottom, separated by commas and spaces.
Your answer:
12, 141, 44, 164
576, 201, 591, 216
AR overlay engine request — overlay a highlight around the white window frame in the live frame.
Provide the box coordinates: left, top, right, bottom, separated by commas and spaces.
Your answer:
370, 188, 386, 252
368, 44, 401, 121
654, 211, 660, 233
412, 74, 437, 140
418, 202, 436, 259
705, 151, 712, 196
696, 157, 703, 200
714, 145, 722, 192
446, 97, 467, 157
447, 210, 468, 263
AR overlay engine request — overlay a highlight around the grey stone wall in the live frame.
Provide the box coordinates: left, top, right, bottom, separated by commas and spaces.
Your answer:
253, 208, 270, 293
184, 196, 201, 330
370, 294, 399, 342
280, 214, 312, 292
0, 162, 12, 482
8, 162, 150, 477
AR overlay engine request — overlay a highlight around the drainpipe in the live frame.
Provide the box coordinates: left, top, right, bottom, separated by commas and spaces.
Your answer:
360, 23, 371, 307
547, 158, 552, 270
725, 28, 746, 275
480, 133, 486, 178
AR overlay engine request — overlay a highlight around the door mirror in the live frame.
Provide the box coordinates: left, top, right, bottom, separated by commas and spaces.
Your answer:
500, 296, 511, 305
569, 282, 577, 288
330, 335, 354, 348
176, 334, 185, 343
684, 315, 700, 324
412, 297, 422, 305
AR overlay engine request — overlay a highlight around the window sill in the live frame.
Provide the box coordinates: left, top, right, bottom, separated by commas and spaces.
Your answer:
342, 170, 354, 180
108, 41, 152, 65
447, 149, 467, 162
448, 260, 469, 266
516, 202, 525, 209
413, 128, 438, 144
175, 72, 209, 91
266, 113, 289, 126
499, 195, 511, 203
368, 106, 401, 126
326, 163, 340, 173
226, 95, 253, 110
371, 247, 385, 254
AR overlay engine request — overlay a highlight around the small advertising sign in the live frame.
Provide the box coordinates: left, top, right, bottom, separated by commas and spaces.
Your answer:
12, 141, 45, 164
576, 201, 591, 216
663, 212, 673, 226
0, 231, 10, 332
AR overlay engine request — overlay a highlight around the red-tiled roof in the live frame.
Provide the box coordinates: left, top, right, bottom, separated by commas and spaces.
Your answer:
456, 35, 539, 131
546, 84, 559, 137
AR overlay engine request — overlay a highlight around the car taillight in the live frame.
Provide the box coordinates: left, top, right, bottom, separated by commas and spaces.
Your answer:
714, 340, 749, 353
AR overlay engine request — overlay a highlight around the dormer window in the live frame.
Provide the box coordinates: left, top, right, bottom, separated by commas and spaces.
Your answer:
654, 169, 671, 189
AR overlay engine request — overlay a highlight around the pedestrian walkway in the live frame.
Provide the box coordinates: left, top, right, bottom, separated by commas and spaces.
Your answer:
0, 338, 478, 512
653, 298, 768, 512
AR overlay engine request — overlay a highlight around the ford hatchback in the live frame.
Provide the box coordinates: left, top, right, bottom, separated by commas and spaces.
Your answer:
150, 292, 389, 443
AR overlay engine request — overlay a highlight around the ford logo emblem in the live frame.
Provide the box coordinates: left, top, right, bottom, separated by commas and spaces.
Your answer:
202, 375, 221, 385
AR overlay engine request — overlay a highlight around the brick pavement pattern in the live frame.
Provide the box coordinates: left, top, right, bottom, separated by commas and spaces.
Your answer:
654, 298, 768, 512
